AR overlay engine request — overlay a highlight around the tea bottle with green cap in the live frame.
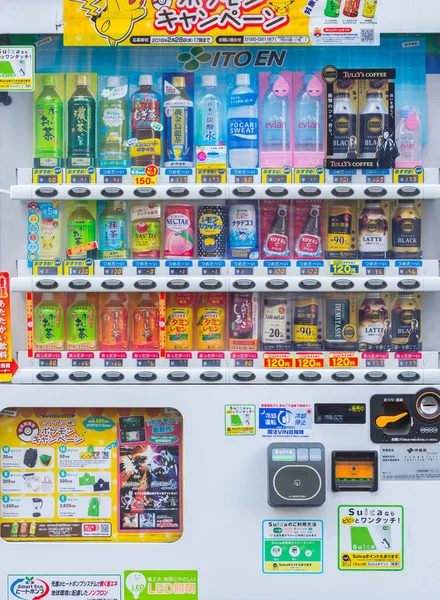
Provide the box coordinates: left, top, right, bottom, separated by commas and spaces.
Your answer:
67, 74, 96, 167
34, 74, 64, 167
67, 203, 97, 259
34, 292, 65, 351
67, 293, 97, 351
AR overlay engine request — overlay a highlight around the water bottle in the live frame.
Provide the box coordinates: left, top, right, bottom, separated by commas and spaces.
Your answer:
227, 74, 259, 169
262, 74, 290, 152
197, 74, 223, 146
295, 74, 323, 152
396, 107, 422, 165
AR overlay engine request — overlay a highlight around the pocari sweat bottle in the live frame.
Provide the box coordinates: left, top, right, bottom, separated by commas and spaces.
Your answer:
227, 74, 259, 169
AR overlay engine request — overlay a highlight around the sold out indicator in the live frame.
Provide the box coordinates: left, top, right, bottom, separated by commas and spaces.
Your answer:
328, 353, 359, 368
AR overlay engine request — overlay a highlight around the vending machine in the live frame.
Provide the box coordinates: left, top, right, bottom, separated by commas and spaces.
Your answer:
1, 0, 440, 598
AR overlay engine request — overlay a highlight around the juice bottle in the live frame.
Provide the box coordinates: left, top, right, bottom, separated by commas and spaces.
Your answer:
164, 76, 194, 167
67, 74, 96, 168
132, 293, 160, 351
98, 200, 127, 258
131, 75, 161, 167
100, 76, 128, 165
34, 292, 65, 351
166, 292, 194, 350
197, 293, 226, 351
100, 293, 129, 350
164, 205, 194, 257
67, 292, 97, 350
67, 203, 96, 259
34, 74, 64, 167
131, 201, 161, 259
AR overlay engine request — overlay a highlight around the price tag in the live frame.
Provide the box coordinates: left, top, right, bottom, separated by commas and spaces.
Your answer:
393, 167, 423, 185
32, 167, 62, 184
295, 353, 325, 369
294, 167, 324, 185
104, 358, 124, 367
63, 259, 94, 276
72, 358, 91, 368
262, 167, 292, 184
329, 260, 360, 275
32, 259, 63, 276
263, 353, 293, 369
196, 164, 226, 184
235, 359, 254, 367
131, 165, 158, 186
66, 167, 96, 184
328, 353, 359, 368
39, 358, 58, 367
137, 359, 156, 367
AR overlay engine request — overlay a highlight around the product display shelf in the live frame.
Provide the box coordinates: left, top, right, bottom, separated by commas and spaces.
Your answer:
11, 258, 439, 293
9, 167, 440, 202
11, 350, 439, 386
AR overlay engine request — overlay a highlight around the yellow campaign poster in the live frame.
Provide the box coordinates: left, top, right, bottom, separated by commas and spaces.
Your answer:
64, 0, 379, 47
0, 407, 183, 543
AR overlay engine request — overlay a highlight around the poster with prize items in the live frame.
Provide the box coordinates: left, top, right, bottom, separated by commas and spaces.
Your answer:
0, 407, 183, 542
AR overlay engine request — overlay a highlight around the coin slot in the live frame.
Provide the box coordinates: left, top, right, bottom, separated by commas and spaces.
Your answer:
414, 389, 440, 421
332, 451, 378, 492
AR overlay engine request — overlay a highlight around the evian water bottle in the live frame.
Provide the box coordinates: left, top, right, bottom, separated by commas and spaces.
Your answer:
396, 107, 422, 167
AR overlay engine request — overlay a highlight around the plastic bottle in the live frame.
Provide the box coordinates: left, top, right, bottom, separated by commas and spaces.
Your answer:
197, 74, 223, 147
100, 293, 129, 350
227, 74, 259, 169
360, 91, 388, 159
131, 201, 161, 259
67, 74, 96, 167
98, 200, 127, 258
324, 0, 341, 17
34, 292, 65, 350
132, 293, 160, 351
263, 205, 290, 258
131, 75, 161, 167
67, 203, 96, 259
164, 76, 194, 167
100, 76, 128, 165
395, 107, 422, 166
67, 292, 97, 350
295, 74, 323, 152
332, 92, 357, 155
295, 204, 322, 258
262, 74, 290, 152
34, 74, 64, 167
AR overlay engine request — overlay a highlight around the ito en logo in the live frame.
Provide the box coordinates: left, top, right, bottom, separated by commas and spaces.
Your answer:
126, 572, 147, 599
10, 576, 50, 599
177, 47, 212, 72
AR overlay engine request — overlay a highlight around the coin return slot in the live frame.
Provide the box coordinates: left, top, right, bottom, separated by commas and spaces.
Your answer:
332, 451, 378, 492
375, 402, 411, 435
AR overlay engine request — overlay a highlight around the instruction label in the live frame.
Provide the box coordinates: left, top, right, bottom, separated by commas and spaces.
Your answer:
225, 405, 256, 436
381, 445, 440, 480
0, 46, 34, 90
124, 571, 198, 599
8, 575, 121, 599
338, 505, 404, 571
259, 404, 312, 438
262, 520, 323, 574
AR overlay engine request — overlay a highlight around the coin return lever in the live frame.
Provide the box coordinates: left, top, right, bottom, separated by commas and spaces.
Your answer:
332, 451, 378, 492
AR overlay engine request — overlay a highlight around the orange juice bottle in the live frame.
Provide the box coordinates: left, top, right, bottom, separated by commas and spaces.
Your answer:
132, 293, 160, 351
166, 292, 194, 350
197, 292, 226, 350
100, 292, 129, 350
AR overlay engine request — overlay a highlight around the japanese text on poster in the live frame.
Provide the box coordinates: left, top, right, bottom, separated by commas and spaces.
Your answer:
262, 520, 323, 573
0, 47, 34, 91
125, 571, 198, 599
8, 575, 121, 599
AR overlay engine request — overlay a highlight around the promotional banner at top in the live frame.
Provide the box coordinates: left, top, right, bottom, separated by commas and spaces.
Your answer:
63, 0, 379, 47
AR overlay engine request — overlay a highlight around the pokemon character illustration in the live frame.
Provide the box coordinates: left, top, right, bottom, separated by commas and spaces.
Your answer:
268, 0, 295, 16
72, 0, 147, 46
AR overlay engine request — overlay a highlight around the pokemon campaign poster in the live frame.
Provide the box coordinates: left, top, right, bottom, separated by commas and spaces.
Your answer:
63, 0, 380, 47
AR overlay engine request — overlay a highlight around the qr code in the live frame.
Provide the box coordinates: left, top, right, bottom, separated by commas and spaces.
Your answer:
360, 28, 375, 44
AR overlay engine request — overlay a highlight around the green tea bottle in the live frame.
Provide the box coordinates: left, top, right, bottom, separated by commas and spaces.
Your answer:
100, 76, 128, 166
67, 292, 97, 350
34, 74, 64, 168
67, 203, 96, 259
67, 74, 96, 167
34, 292, 65, 350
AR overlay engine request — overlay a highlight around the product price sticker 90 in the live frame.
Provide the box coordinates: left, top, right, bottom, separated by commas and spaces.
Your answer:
263, 353, 293, 369
328, 353, 359, 368
295, 353, 325, 369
